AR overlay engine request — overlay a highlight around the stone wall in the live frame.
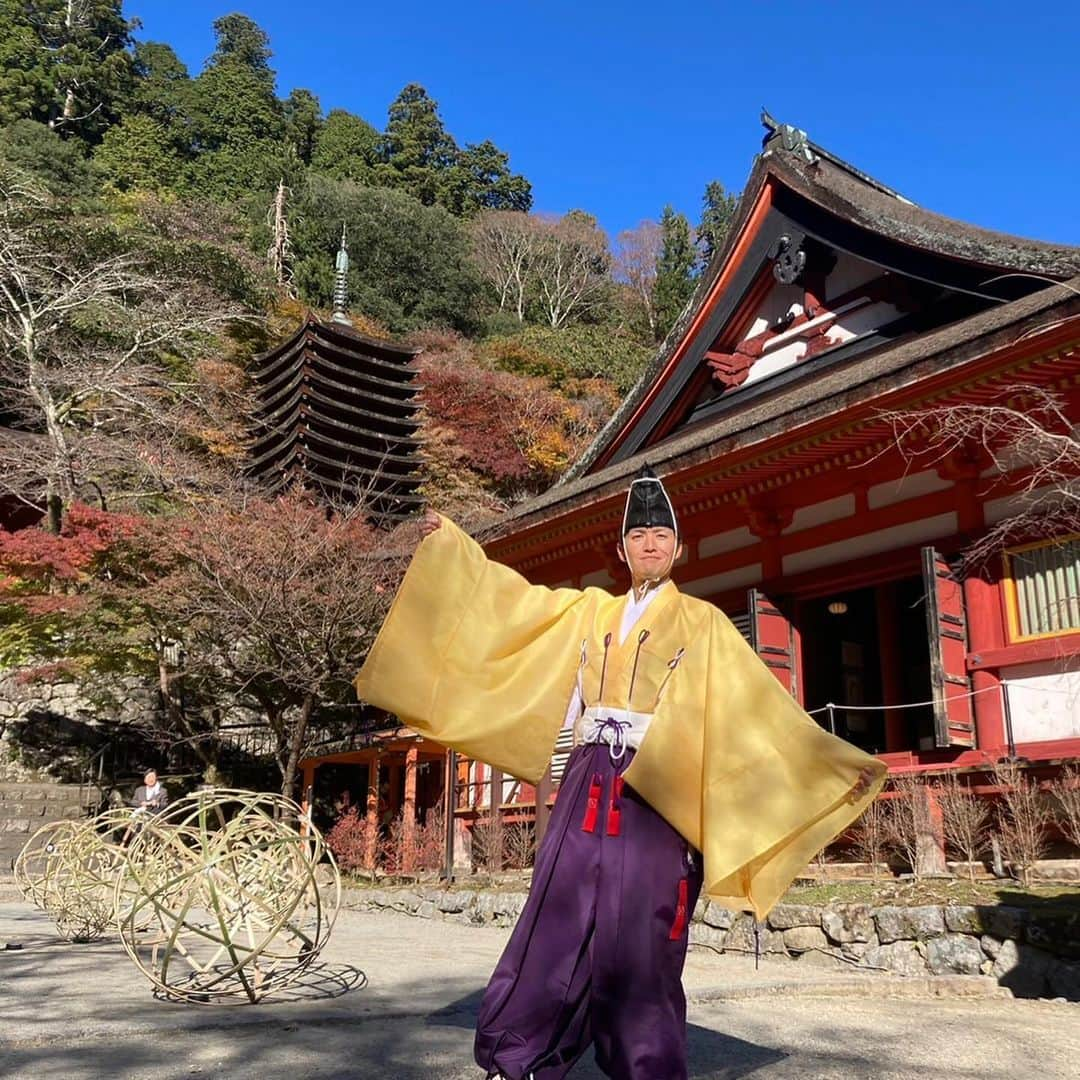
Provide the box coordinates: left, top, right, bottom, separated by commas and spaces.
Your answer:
0, 781, 91, 868
0, 672, 157, 782
342, 884, 1080, 1001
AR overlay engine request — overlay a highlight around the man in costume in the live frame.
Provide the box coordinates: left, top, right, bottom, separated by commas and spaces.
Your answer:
355, 466, 885, 1080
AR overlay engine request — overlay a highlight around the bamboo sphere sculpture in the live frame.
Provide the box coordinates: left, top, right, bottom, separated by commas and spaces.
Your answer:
82, 808, 162, 933
15, 815, 129, 941
115, 788, 339, 1004
13, 819, 82, 911
45, 818, 123, 941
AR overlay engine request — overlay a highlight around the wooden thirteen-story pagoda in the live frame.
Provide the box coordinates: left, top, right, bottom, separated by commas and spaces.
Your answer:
249, 236, 424, 520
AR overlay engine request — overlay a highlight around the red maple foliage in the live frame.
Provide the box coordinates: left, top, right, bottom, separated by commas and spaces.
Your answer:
418, 346, 609, 496
0, 503, 145, 612
420, 358, 532, 484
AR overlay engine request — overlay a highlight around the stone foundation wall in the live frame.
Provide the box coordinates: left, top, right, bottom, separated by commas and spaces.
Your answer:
342, 885, 1080, 1001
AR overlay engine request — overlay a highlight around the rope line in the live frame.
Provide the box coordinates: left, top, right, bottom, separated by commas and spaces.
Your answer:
805, 677, 1078, 717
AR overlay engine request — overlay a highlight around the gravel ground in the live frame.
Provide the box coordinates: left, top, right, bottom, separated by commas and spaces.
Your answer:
2, 902, 1076, 1079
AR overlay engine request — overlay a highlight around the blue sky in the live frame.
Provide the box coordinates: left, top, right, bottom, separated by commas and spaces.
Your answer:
128, 1, 1080, 245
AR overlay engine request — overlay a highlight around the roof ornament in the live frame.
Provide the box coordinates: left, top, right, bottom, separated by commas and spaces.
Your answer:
760, 110, 819, 165
331, 224, 350, 325
772, 233, 807, 285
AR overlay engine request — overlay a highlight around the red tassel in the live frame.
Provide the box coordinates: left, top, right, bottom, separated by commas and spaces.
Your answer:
606, 775, 624, 836
581, 773, 602, 833
669, 878, 689, 940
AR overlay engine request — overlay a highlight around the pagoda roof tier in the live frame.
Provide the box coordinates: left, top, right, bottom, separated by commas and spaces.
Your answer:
265, 443, 424, 495
250, 425, 423, 476
250, 315, 419, 370
254, 365, 421, 423
254, 382, 423, 436
253, 342, 422, 401
250, 412, 422, 463
248, 314, 424, 516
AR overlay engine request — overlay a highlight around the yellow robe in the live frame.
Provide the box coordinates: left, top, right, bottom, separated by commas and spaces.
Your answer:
355, 516, 888, 920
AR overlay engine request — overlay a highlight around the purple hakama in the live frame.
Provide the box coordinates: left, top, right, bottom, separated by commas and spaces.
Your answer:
474, 741, 704, 1080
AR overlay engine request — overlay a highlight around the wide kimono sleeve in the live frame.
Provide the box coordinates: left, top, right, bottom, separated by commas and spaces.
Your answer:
354, 515, 594, 784
624, 601, 888, 921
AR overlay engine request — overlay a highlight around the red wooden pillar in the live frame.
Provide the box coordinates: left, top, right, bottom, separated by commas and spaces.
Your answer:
388, 758, 402, 819
402, 745, 418, 873
876, 583, 906, 753
964, 573, 1006, 752
364, 753, 381, 871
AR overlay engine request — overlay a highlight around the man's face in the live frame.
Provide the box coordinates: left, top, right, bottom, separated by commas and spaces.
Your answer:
618, 527, 682, 583
145, 771, 157, 786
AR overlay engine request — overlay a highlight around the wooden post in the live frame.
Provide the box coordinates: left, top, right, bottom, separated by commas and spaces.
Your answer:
963, 573, 1006, 752
443, 749, 456, 881
535, 766, 552, 846
364, 754, 381, 872
915, 783, 948, 876
402, 745, 418, 873
876, 583, 905, 753
489, 767, 504, 872
388, 758, 402, 819
300, 762, 316, 837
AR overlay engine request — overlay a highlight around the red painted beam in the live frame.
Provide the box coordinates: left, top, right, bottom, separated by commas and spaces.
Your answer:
968, 635, 1080, 670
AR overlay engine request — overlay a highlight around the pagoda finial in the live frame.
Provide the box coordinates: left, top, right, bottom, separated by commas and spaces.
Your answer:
331, 224, 350, 324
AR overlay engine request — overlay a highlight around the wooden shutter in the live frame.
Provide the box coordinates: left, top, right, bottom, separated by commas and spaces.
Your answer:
747, 588, 799, 698
728, 609, 753, 644
549, 726, 576, 786
921, 546, 976, 748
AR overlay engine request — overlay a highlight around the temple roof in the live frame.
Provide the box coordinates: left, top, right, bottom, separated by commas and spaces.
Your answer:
248, 314, 425, 520
565, 114, 1080, 481
480, 116, 1080, 550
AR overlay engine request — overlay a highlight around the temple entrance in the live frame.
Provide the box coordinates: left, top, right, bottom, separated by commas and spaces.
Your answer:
798, 577, 934, 754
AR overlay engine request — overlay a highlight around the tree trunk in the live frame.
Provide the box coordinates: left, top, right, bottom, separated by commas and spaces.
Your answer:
156, 656, 220, 777
28, 354, 74, 532
281, 693, 315, 799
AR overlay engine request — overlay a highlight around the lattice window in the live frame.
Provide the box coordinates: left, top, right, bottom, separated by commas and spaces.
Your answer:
1005, 536, 1080, 639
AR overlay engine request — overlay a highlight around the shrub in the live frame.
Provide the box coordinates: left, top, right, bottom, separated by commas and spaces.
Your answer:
325, 805, 376, 873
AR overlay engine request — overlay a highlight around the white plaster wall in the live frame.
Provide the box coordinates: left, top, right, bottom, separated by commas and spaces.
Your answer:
681, 563, 763, 598
822, 252, 883, 296
983, 486, 1057, 526
867, 469, 952, 510
1001, 660, 1080, 742
786, 494, 855, 534
698, 525, 756, 559
746, 283, 803, 338
782, 512, 957, 576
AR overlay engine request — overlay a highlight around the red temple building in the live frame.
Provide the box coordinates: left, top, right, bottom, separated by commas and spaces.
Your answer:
315, 116, 1080, 872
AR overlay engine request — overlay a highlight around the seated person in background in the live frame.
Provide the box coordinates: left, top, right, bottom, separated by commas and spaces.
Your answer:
131, 769, 169, 816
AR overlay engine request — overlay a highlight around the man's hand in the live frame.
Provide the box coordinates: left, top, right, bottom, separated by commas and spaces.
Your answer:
848, 765, 879, 802
419, 508, 441, 539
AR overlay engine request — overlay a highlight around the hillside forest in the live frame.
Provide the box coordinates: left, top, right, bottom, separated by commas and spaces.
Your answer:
0, 4, 739, 792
